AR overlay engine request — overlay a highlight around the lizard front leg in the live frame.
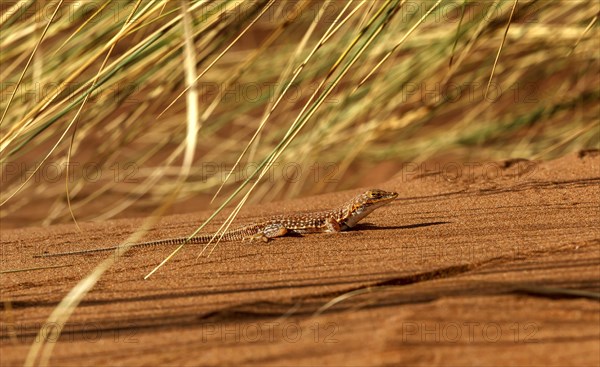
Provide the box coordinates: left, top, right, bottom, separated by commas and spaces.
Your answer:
324, 217, 342, 233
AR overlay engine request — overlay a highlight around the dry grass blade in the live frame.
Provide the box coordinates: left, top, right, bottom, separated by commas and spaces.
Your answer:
51, 0, 112, 57
180, 0, 199, 177
313, 287, 382, 317
566, 13, 598, 57
0, 264, 72, 274
449, 0, 468, 67
484, 0, 519, 100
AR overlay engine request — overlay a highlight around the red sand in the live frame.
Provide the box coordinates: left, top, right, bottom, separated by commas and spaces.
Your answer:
1, 153, 599, 366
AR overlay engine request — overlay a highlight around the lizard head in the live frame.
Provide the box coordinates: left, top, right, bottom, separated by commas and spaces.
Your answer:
363, 188, 398, 203
342, 189, 398, 228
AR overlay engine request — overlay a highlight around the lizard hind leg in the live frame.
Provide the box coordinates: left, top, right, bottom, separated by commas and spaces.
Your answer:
262, 223, 289, 240
244, 224, 288, 243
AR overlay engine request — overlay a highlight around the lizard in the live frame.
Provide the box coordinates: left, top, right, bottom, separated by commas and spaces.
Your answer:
35, 189, 398, 258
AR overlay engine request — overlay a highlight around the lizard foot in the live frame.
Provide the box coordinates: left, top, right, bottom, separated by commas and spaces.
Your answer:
242, 232, 270, 243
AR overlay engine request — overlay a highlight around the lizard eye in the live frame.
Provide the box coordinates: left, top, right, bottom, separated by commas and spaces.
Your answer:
367, 190, 380, 199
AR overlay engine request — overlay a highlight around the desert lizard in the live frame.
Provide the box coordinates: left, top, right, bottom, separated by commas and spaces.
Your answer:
36, 189, 398, 258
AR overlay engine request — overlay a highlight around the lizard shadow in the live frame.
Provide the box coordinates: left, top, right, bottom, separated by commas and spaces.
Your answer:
350, 221, 451, 231
285, 221, 449, 237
